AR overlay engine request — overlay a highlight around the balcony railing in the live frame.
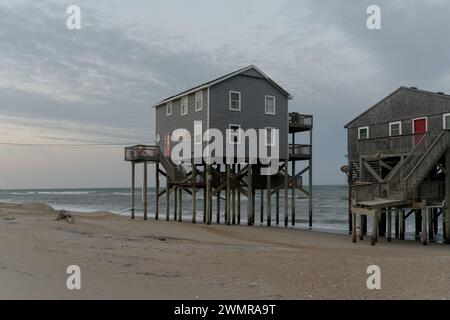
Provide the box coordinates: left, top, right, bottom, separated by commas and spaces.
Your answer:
358, 133, 426, 156
289, 144, 311, 159
125, 145, 159, 162
289, 113, 313, 130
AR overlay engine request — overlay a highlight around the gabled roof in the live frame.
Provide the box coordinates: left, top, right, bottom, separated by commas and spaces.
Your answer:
344, 86, 450, 128
152, 65, 292, 107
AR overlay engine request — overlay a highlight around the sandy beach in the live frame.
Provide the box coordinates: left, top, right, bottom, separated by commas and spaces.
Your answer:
1, 202, 450, 300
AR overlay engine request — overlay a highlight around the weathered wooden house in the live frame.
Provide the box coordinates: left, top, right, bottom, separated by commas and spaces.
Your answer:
345, 86, 450, 245
125, 65, 313, 228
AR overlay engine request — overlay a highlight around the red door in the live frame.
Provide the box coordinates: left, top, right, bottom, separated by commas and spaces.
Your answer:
413, 118, 427, 145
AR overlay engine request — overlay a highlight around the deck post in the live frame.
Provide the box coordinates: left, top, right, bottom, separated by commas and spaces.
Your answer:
232, 165, 236, 225
247, 164, 253, 225
237, 164, 241, 225
433, 208, 438, 235
174, 186, 178, 221
178, 187, 182, 222
428, 208, 434, 241
284, 160, 289, 227
400, 210, 405, 240
131, 162, 135, 219
155, 163, 159, 220
143, 160, 148, 221
446, 148, 450, 244
192, 162, 196, 223
387, 209, 392, 242
203, 165, 207, 223
394, 209, 399, 239
276, 190, 280, 225
379, 211, 386, 237
415, 210, 421, 241
371, 211, 378, 246
226, 164, 231, 225
422, 205, 428, 246
308, 128, 313, 229
166, 181, 170, 221
206, 164, 212, 225
352, 210, 357, 243
217, 164, 221, 224
267, 172, 272, 227
260, 188, 264, 224
359, 213, 364, 240
291, 163, 296, 226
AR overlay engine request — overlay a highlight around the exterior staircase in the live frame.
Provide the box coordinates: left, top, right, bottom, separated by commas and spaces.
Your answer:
387, 130, 449, 200
157, 151, 187, 182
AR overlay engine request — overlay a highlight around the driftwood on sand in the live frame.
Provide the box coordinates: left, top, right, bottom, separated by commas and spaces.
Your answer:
55, 210, 75, 224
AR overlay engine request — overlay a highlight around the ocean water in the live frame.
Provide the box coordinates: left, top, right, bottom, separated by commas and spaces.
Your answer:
0, 185, 350, 233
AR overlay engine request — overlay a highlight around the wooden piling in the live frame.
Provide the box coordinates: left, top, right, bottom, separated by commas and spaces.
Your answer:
237, 165, 241, 225
260, 188, 264, 224
399, 210, 405, 240
446, 148, 450, 244
206, 164, 212, 225
155, 163, 159, 220
352, 211, 357, 243
174, 186, 178, 221
371, 212, 378, 246
177, 187, 182, 222
422, 206, 428, 246
276, 190, 280, 225
267, 173, 271, 227
378, 211, 386, 237
359, 213, 364, 240
217, 164, 221, 224
247, 164, 253, 226
226, 164, 231, 225
308, 127, 313, 229
291, 161, 296, 226
394, 209, 399, 239
192, 163, 196, 223
232, 165, 236, 225
131, 162, 135, 219
415, 210, 422, 240
387, 209, 392, 242
143, 160, 148, 221
166, 181, 170, 221
284, 160, 289, 227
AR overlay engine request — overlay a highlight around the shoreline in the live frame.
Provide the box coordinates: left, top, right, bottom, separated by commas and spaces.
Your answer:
1, 202, 450, 299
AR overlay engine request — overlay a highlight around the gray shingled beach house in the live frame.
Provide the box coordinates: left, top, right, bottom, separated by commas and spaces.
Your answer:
345, 86, 450, 245
125, 65, 313, 229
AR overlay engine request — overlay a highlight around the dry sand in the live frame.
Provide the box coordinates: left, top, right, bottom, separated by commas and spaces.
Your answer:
1, 202, 450, 299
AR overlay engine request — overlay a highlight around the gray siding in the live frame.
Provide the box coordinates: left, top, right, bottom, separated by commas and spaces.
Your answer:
347, 87, 450, 161
155, 89, 208, 156
209, 74, 289, 160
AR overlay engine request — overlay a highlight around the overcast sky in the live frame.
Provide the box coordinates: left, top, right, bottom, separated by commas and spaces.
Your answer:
1, 0, 450, 188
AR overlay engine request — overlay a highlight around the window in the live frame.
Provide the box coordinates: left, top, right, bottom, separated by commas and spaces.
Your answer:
265, 127, 276, 146
195, 91, 203, 112
358, 126, 369, 140
166, 102, 172, 116
181, 96, 188, 116
265, 95, 276, 115
229, 91, 241, 111
228, 124, 241, 144
443, 113, 450, 129
194, 122, 202, 145
389, 121, 402, 136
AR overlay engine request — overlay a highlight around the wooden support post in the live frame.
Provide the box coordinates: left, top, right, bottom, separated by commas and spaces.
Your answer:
308, 127, 313, 229
387, 209, 392, 242
428, 208, 434, 241
203, 186, 206, 224
359, 213, 364, 240
247, 164, 253, 225
400, 210, 405, 240
352, 211, 357, 243
415, 209, 422, 241
206, 164, 212, 225
143, 160, 148, 221
284, 160, 289, 227
166, 181, 170, 221
394, 209, 399, 239
260, 188, 264, 224
371, 211, 378, 246
379, 211, 386, 237
446, 148, 450, 244
217, 165, 221, 224
131, 162, 135, 219
232, 165, 236, 225
422, 206, 428, 246
155, 163, 159, 220
174, 186, 178, 221
192, 163, 196, 223
237, 165, 241, 225
226, 164, 231, 225
267, 172, 271, 227
433, 208, 438, 235
276, 190, 280, 225
291, 161, 296, 226
178, 187, 182, 222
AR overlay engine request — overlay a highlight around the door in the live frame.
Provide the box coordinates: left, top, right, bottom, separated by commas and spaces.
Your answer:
164, 133, 171, 157
413, 118, 427, 145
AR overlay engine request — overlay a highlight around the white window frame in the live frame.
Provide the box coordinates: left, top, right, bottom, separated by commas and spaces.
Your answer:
194, 122, 203, 145
389, 121, 402, 136
265, 127, 276, 147
229, 91, 241, 111
265, 95, 276, 115
195, 91, 203, 112
228, 124, 241, 144
166, 102, 173, 116
443, 113, 450, 129
181, 96, 188, 116
358, 126, 369, 140
412, 117, 428, 133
